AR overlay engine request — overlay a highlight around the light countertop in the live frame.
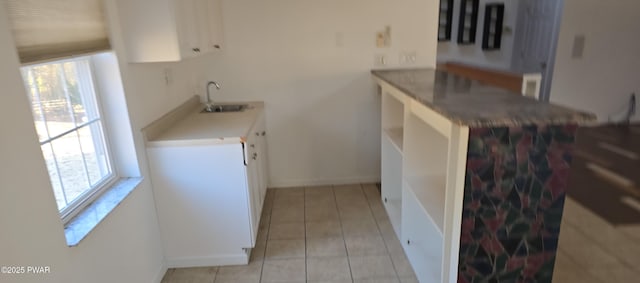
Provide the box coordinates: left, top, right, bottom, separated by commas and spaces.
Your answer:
372, 68, 596, 127
144, 98, 264, 147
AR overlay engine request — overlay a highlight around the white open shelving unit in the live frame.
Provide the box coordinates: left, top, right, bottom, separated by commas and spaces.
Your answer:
381, 90, 406, 238
377, 77, 469, 283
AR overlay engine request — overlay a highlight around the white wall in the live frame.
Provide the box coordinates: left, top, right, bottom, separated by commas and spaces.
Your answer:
437, 0, 520, 70
204, 0, 439, 187
0, 0, 210, 281
0, 0, 439, 281
550, 0, 639, 123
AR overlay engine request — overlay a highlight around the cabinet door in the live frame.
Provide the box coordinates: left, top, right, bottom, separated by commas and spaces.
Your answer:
254, 113, 269, 202
147, 143, 253, 259
245, 136, 263, 246
247, 155, 261, 245
199, 0, 224, 51
117, 0, 183, 62
175, 0, 201, 58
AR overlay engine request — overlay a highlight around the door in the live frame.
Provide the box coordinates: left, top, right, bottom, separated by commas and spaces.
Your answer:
513, 0, 564, 100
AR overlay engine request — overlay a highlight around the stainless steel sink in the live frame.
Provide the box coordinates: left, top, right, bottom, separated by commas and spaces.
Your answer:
202, 104, 249, 113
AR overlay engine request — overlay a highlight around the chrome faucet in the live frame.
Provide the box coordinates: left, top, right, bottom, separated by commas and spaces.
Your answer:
205, 81, 221, 112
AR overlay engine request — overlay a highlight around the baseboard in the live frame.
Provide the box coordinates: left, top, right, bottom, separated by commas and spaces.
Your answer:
166, 253, 249, 268
269, 175, 381, 188
153, 260, 168, 283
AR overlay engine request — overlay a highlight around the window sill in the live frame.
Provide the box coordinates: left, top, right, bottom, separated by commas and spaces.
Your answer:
64, 177, 143, 247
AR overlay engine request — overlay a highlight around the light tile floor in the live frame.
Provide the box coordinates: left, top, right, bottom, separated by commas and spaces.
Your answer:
553, 197, 640, 283
161, 184, 640, 283
161, 184, 418, 283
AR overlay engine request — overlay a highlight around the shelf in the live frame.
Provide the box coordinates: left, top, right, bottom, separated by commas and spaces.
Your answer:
384, 128, 404, 152
401, 181, 444, 283
381, 126, 403, 239
404, 174, 446, 234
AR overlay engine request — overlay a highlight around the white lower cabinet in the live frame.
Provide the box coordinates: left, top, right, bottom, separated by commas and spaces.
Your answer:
146, 112, 268, 267
402, 185, 443, 283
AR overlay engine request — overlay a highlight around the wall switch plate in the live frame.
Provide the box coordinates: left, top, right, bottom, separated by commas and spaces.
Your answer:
374, 54, 387, 66
384, 25, 391, 47
572, 35, 586, 59
163, 68, 173, 85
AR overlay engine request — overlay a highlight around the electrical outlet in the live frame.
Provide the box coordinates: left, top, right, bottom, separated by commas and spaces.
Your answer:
407, 51, 417, 63
399, 51, 417, 65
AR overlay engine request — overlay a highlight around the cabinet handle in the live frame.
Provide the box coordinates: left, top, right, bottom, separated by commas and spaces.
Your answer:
261, 131, 266, 136
384, 198, 387, 203
250, 144, 255, 148
407, 239, 411, 245
192, 48, 201, 52
213, 44, 221, 49
255, 132, 260, 136
242, 143, 247, 166
252, 153, 258, 160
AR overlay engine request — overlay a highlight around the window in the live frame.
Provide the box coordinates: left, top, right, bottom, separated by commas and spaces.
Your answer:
20, 55, 115, 222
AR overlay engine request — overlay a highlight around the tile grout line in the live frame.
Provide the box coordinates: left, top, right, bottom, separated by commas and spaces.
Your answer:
303, 185, 308, 283
258, 188, 275, 283
333, 184, 355, 283
363, 183, 403, 281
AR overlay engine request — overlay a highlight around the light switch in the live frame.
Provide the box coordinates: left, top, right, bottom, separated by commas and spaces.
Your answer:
384, 25, 391, 47
572, 35, 586, 59
163, 68, 173, 85
374, 54, 386, 66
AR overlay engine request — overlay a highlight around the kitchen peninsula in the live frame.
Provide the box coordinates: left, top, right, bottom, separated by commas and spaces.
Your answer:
373, 68, 595, 283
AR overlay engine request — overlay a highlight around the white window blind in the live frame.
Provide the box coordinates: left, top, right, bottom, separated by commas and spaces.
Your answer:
6, 0, 111, 64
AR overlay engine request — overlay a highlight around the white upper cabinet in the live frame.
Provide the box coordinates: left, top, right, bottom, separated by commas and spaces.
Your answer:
201, 0, 224, 51
117, 0, 224, 63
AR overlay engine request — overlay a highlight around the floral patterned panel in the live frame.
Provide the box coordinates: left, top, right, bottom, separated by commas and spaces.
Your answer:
458, 124, 578, 283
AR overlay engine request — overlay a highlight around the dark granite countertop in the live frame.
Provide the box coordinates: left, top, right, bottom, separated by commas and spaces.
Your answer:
372, 68, 596, 127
